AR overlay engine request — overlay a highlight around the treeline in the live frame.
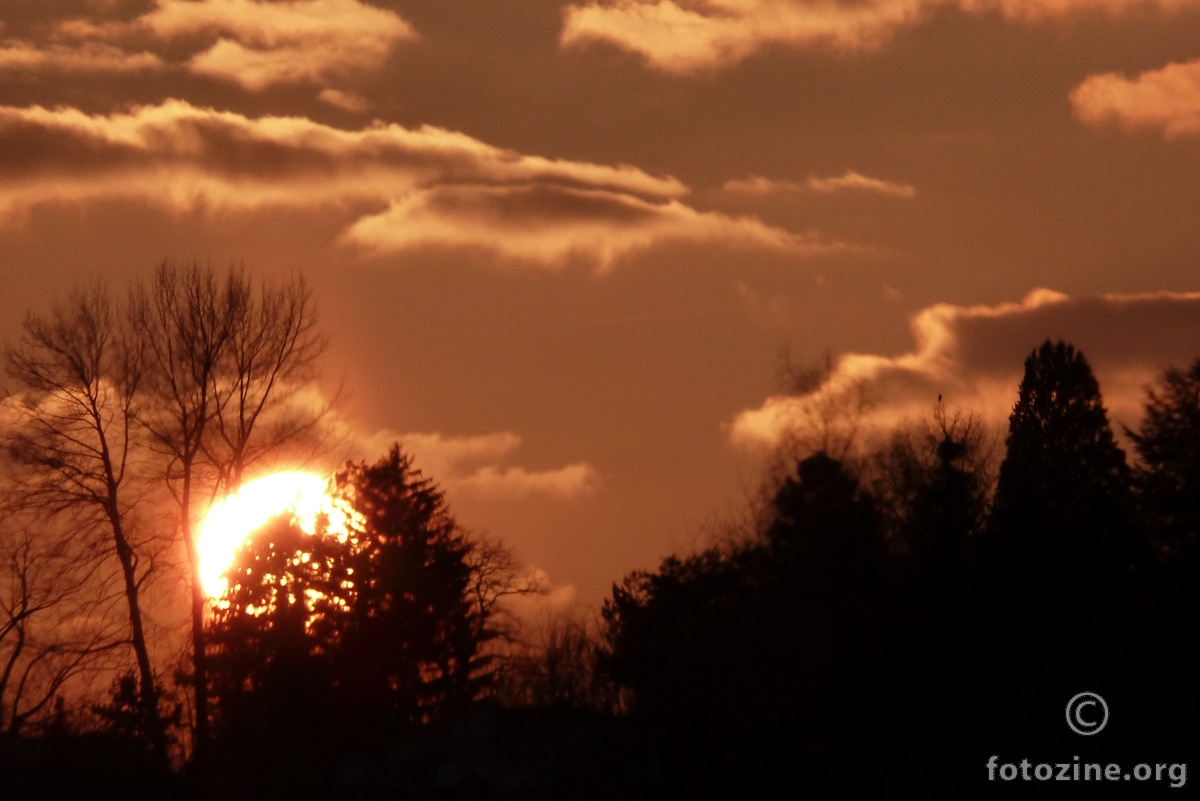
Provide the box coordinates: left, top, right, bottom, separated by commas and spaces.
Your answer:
600, 340, 1197, 791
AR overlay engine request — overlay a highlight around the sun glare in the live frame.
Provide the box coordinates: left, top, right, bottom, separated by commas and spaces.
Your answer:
197, 472, 330, 599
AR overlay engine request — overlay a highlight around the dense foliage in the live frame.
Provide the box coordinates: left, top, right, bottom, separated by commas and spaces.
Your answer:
205, 446, 490, 793
601, 340, 1198, 791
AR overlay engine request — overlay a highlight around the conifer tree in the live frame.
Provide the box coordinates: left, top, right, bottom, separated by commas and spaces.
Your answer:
988, 340, 1136, 583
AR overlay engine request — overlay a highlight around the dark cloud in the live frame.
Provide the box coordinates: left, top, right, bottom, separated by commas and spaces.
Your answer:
731, 289, 1200, 448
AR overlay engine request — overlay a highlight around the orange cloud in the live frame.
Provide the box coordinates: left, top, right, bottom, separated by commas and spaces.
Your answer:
729, 288, 1200, 450
317, 88, 370, 112
722, 170, 916, 198
562, 0, 928, 72
342, 184, 849, 269
1071, 57, 1200, 138
0, 100, 844, 268
58, 0, 417, 89
356, 430, 601, 501
974, 0, 1199, 19
451, 464, 602, 500
0, 40, 163, 73
562, 0, 1200, 72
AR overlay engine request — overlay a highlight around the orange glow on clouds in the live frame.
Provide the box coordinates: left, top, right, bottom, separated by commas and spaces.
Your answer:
197, 471, 329, 598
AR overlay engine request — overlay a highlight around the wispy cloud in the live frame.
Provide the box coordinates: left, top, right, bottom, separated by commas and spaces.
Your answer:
317, 88, 370, 112
0, 40, 163, 74
1071, 57, 1200, 139
561, 0, 928, 73
722, 170, 916, 198
356, 429, 601, 501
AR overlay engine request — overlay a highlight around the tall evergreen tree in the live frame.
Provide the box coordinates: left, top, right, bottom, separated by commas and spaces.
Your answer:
988, 340, 1137, 584
329, 445, 484, 725
981, 340, 1145, 722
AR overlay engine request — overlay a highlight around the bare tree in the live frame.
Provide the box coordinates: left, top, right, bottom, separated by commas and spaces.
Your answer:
130, 263, 234, 765
131, 261, 329, 764
206, 271, 330, 491
0, 513, 126, 735
1, 289, 168, 758
748, 350, 878, 537
773, 349, 876, 465
865, 400, 999, 564
493, 607, 621, 714
466, 532, 547, 645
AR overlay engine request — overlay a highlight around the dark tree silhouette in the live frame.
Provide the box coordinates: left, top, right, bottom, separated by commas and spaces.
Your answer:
327, 445, 485, 724
975, 340, 1151, 754
494, 610, 619, 713
206, 515, 341, 796
988, 340, 1138, 584
2, 288, 169, 761
1130, 358, 1200, 567
132, 261, 329, 766
206, 445, 503, 791
765, 451, 885, 589
602, 451, 891, 792
871, 405, 993, 586
1126, 359, 1200, 749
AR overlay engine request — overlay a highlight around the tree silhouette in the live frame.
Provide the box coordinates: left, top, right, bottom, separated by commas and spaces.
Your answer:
871, 405, 993, 586
2, 287, 168, 760
328, 445, 484, 725
988, 340, 1137, 585
206, 445, 503, 790
765, 451, 885, 590
978, 339, 1147, 740
1127, 359, 1200, 741
206, 514, 341, 795
1130, 358, 1200, 567
131, 260, 329, 764
0, 513, 123, 737
602, 451, 891, 792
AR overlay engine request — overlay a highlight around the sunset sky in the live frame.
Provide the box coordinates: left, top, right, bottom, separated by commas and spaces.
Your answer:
2, 0, 1200, 607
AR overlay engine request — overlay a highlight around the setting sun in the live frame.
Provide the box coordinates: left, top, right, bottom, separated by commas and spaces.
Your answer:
197, 472, 330, 599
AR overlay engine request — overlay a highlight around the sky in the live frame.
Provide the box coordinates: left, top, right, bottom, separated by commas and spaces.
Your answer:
2, 0, 1200, 608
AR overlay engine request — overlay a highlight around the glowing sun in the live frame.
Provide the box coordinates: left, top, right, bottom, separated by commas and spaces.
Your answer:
197, 472, 329, 598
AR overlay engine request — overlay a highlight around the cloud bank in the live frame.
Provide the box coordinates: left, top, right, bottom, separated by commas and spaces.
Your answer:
562, 0, 1200, 73
0, 99, 839, 268
729, 288, 1200, 450
55, 0, 417, 89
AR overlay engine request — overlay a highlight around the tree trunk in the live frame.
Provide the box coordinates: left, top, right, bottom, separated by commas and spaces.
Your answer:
110, 514, 168, 764
181, 470, 210, 770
